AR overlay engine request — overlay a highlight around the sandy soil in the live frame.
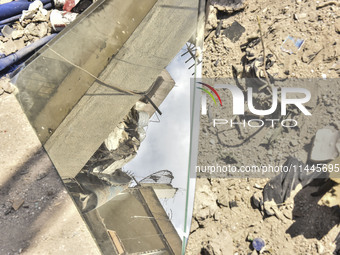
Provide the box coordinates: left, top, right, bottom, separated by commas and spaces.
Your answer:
0, 93, 100, 255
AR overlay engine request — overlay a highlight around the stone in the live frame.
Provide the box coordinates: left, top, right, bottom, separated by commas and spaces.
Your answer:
310, 127, 340, 162
2, 39, 17, 55
211, 0, 248, 13
11, 30, 25, 40
1, 25, 14, 38
294, 13, 307, 20
206, 5, 218, 30
217, 193, 229, 207
316, 242, 325, 253
13, 38, 25, 51
335, 23, 340, 34
0, 77, 16, 94
251, 191, 263, 209
12, 199, 24, 211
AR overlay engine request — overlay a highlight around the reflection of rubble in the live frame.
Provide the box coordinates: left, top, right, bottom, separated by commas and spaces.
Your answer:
66, 69, 177, 215
138, 170, 178, 199
84, 106, 148, 175
66, 169, 132, 213
66, 104, 148, 212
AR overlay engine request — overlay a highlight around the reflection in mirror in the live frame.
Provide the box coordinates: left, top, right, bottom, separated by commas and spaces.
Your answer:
65, 43, 198, 254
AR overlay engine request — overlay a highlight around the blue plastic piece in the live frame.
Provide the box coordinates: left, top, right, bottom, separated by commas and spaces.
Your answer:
252, 238, 265, 251
0, 33, 57, 72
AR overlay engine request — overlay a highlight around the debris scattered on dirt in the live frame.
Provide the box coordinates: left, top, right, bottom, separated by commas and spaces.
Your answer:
0, 0, 93, 77
187, 0, 340, 253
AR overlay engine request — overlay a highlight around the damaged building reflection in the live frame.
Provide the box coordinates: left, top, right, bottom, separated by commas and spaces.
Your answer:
65, 48, 193, 254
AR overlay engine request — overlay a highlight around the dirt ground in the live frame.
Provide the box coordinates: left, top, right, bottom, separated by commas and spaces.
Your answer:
187, 0, 340, 254
0, 93, 100, 255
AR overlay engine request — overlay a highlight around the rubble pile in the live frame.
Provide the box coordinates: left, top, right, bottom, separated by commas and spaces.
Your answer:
0, 0, 94, 76
187, 0, 340, 254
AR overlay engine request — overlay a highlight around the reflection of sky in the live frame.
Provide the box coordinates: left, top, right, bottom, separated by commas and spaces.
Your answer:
123, 45, 194, 237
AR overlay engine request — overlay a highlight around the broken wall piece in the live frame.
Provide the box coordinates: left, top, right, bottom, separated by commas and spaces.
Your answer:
310, 127, 340, 162
210, 0, 248, 12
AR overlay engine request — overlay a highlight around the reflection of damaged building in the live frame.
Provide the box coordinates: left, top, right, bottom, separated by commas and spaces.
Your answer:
64, 69, 182, 254
11, 0, 198, 253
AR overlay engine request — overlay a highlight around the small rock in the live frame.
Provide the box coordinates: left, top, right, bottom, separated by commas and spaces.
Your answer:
294, 13, 307, 20
247, 233, 254, 242
229, 200, 238, 208
335, 23, 340, 34
290, 140, 299, 147
254, 183, 263, 189
0, 77, 16, 94
13, 38, 25, 51
2, 39, 17, 55
316, 242, 325, 253
217, 194, 229, 207
251, 191, 263, 209
1, 25, 14, 38
12, 199, 24, 211
11, 30, 25, 40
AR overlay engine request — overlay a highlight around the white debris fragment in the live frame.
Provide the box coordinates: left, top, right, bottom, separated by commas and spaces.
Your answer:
20, 1, 47, 22
50, 10, 78, 32
310, 127, 340, 162
104, 123, 128, 151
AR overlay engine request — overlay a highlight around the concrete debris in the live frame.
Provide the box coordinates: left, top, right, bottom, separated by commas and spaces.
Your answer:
1, 25, 14, 38
210, 0, 248, 13
0, 77, 17, 94
137, 111, 149, 127
25, 22, 49, 38
68, 169, 131, 213
11, 30, 25, 40
50, 10, 78, 32
1, 39, 17, 55
0, 0, 92, 77
12, 199, 24, 211
193, 181, 218, 220
310, 127, 340, 162
104, 123, 128, 151
20, 1, 48, 22
206, 5, 218, 30
84, 105, 148, 175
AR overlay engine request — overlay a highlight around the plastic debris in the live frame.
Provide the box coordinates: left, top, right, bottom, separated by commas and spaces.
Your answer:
50, 10, 78, 32
258, 157, 324, 216
63, 0, 80, 12
281, 35, 305, 54
252, 238, 265, 251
